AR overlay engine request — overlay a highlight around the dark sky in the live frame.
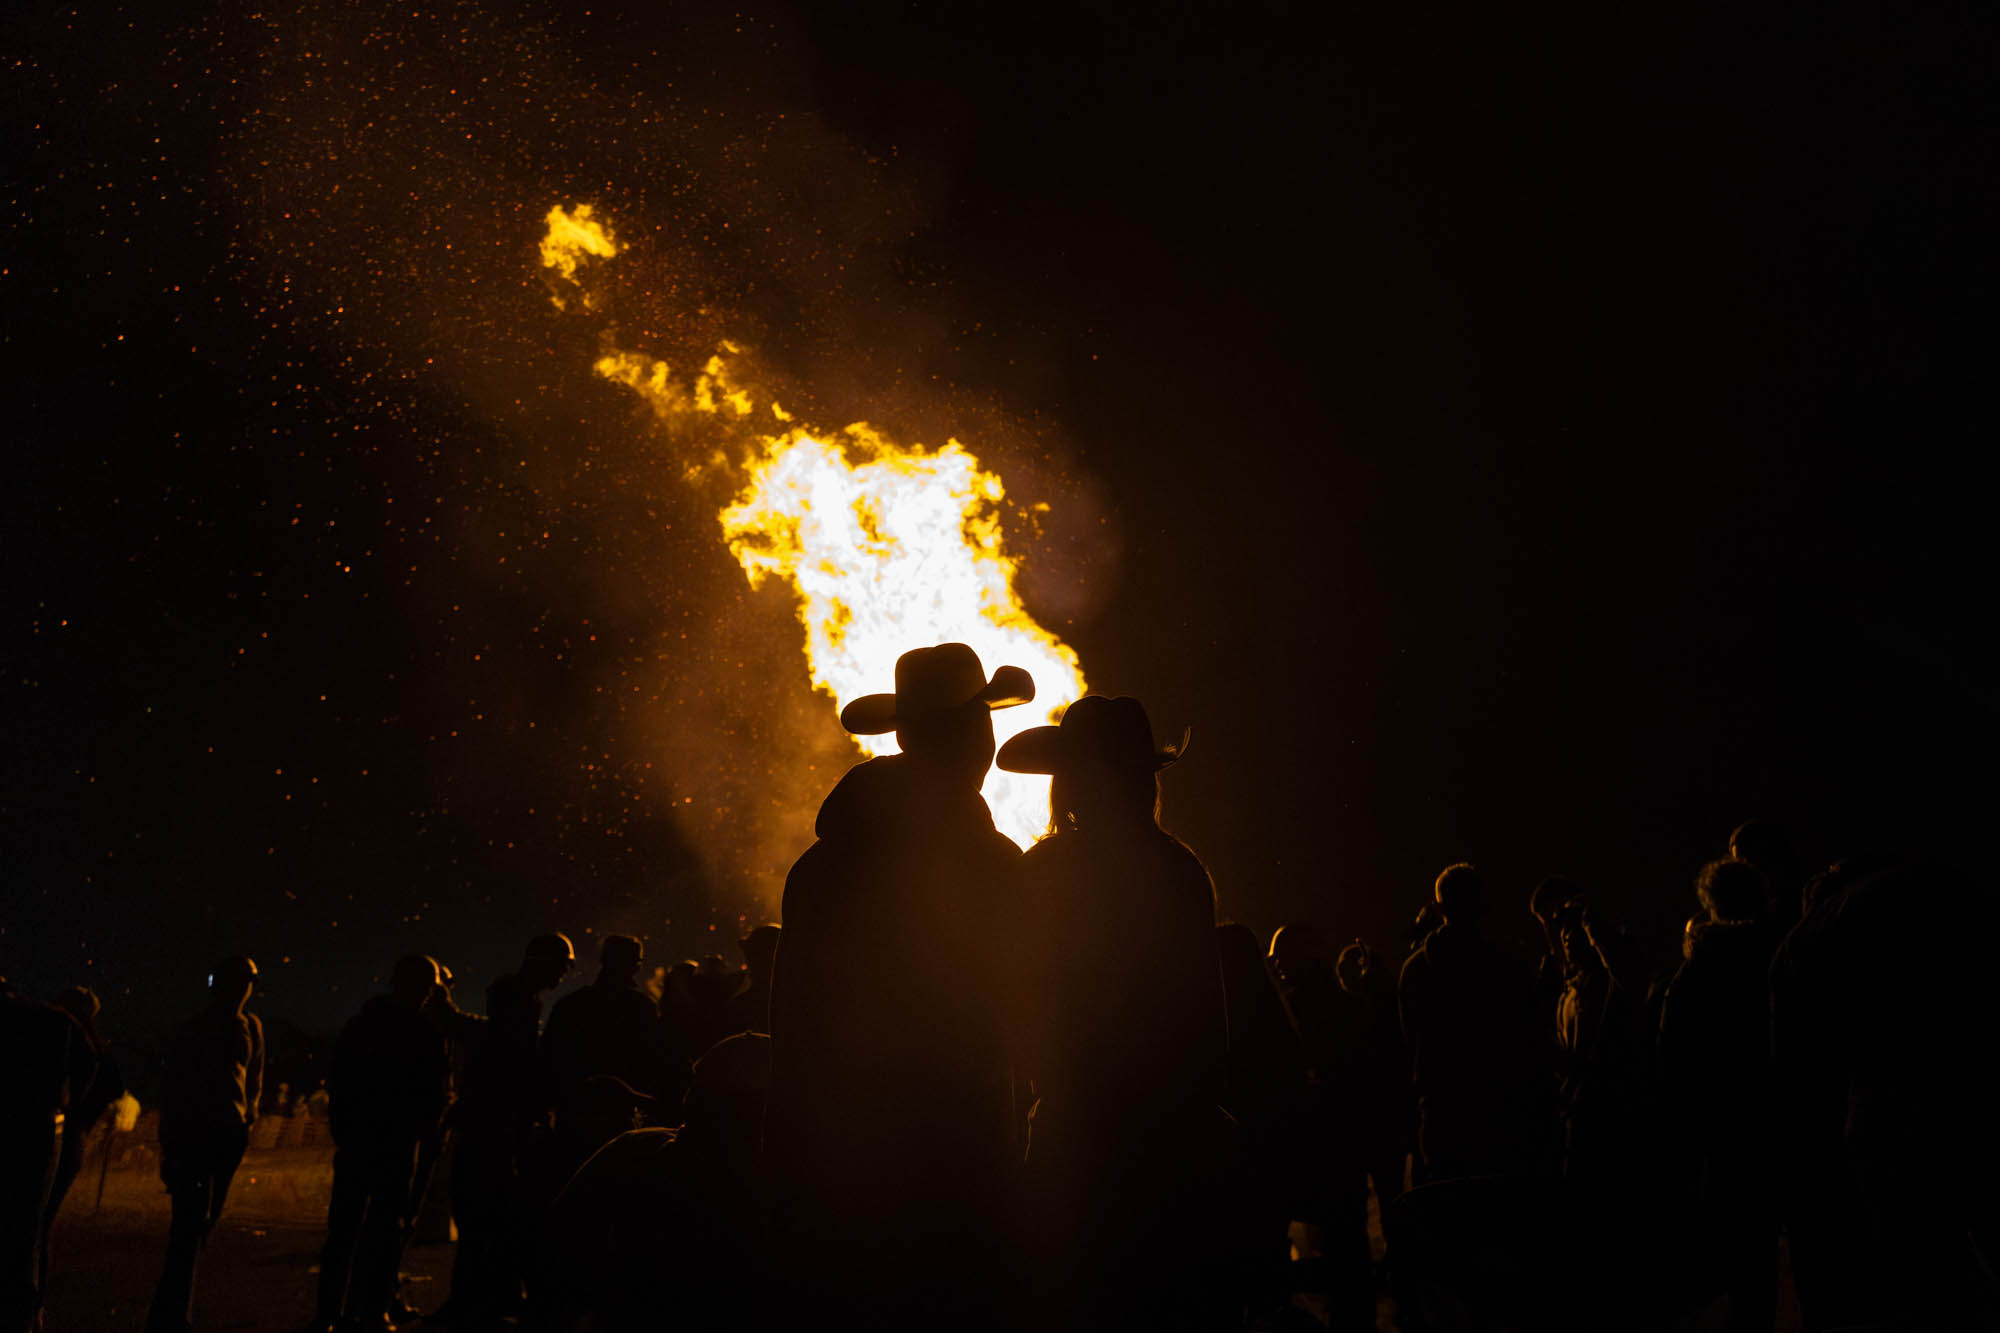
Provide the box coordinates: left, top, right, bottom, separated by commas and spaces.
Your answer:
5, 0, 1990, 1034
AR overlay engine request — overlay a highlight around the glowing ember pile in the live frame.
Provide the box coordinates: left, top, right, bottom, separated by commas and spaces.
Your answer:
540, 206, 1087, 847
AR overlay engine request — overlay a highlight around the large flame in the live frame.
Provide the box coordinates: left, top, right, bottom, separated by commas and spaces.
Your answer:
542, 207, 1087, 847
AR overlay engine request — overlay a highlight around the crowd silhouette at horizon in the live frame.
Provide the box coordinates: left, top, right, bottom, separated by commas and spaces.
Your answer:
4, 640, 1994, 1332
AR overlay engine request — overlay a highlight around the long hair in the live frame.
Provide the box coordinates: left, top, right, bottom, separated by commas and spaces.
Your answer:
1044, 761, 1161, 839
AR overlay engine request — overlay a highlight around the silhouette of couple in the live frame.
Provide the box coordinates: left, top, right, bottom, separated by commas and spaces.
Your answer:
767, 643, 1228, 1329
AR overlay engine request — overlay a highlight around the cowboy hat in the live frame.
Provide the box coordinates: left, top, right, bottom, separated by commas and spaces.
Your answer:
994, 694, 1190, 774
839, 642, 1036, 735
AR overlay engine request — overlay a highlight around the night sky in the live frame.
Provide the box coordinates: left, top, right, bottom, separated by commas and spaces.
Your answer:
5, 1, 1989, 1036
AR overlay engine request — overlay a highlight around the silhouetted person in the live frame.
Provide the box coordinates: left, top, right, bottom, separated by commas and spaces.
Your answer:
541, 934, 685, 1176
766, 643, 1034, 1326
1681, 911, 1707, 961
534, 1034, 773, 1332
146, 957, 264, 1333
1397, 864, 1549, 1182
1335, 942, 1412, 1238
1658, 857, 1777, 1332
0, 976, 95, 1333
726, 923, 779, 1035
997, 695, 1230, 1330
660, 958, 733, 1065
1548, 899, 1648, 1190
1270, 925, 1373, 1333
1768, 859, 1868, 1331
312, 956, 451, 1330
1805, 853, 1999, 1329
438, 933, 572, 1331
1216, 921, 1310, 1327
1728, 817, 1804, 939
1405, 901, 1443, 956
39, 986, 121, 1304
658, 960, 701, 1062
1529, 875, 1582, 1006
686, 956, 739, 1059
405, 961, 482, 1260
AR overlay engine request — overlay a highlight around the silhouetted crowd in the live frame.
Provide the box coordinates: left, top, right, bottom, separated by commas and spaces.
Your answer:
5, 642, 1994, 1332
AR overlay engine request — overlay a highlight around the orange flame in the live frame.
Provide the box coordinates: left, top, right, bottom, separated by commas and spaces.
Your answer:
539, 204, 618, 307
545, 210, 1087, 847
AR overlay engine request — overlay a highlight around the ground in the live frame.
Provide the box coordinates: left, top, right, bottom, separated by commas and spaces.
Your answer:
40, 1135, 1796, 1332
42, 1143, 454, 1333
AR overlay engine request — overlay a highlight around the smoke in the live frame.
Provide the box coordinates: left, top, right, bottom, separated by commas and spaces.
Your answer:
208, 0, 1099, 953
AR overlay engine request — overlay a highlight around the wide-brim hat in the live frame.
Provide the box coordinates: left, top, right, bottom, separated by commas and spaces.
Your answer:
995, 694, 1190, 775
839, 642, 1036, 736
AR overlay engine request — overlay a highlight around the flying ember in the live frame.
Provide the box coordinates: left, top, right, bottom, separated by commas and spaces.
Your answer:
538, 206, 1088, 847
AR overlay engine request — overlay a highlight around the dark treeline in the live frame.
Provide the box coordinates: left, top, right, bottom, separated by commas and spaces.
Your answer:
5, 643, 1995, 1332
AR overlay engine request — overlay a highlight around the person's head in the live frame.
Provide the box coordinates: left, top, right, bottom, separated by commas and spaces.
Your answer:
55, 985, 101, 1027
522, 932, 576, 990
1529, 875, 1581, 946
391, 955, 441, 1008
1335, 942, 1369, 994
208, 956, 257, 1011
684, 1032, 773, 1148
1433, 863, 1487, 926
1695, 858, 1767, 924
1727, 818, 1791, 871
738, 924, 780, 979
840, 643, 1034, 791
995, 694, 1188, 836
691, 959, 735, 1006
1406, 902, 1444, 952
1550, 900, 1595, 973
1267, 922, 1329, 990
598, 934, 644, 984
899, 700, 999, 790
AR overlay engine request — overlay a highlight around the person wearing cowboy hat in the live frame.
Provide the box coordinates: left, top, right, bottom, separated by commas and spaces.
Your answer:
766, 643, 1036, 1327
995, 694, 1232, 1331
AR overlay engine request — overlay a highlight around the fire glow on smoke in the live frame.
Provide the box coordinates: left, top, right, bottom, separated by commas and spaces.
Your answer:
540, 206, 1088, 847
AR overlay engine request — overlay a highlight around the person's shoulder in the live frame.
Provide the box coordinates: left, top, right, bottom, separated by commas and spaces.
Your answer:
983, 824, 1026, 859
1153, 829, 1217, 891
592, 1124, 679, 1165
14, 994, 83, 1035
810, 754, 905, 842
1147, 826, 1206, 866
612, 985, 660, 1016
1020, 833, 1070, 864
781, 839, 836, 922
564, 1127, 684, 1207
1658, 952, 1703, 1000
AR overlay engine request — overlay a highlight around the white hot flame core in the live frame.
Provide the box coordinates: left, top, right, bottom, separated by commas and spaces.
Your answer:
722, 425, 1086, 847
543, 207, 1088, 847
